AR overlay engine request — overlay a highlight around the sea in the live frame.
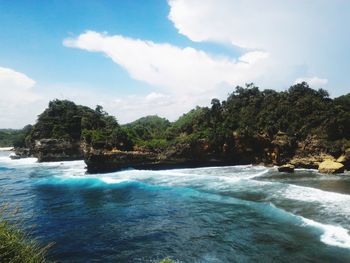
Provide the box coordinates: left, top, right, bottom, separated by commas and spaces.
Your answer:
1, 149, 350, 262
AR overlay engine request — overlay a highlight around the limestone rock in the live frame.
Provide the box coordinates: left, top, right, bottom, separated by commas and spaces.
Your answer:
33, 139, 83, 162
337, 155, 347, 163
278, 164, 295, 173
318, 159, 344, 174
84, 150, 158, 173
336, 149, 350, 170
289, 153, 334, 169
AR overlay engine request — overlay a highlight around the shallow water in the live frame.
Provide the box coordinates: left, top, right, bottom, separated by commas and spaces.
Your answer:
1, 150, 350, 262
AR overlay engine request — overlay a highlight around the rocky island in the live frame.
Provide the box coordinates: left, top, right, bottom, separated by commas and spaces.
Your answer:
11, 82, 350, 174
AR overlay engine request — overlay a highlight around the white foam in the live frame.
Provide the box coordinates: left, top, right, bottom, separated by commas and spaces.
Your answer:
3, 156, 350, 250
100, 176, 130, 184
274, 183, 350, 219
0, 156, 38, 166
52, 165, 270, 192
285, 183, 350, 202
302, 217, 350, 249
0, 147, 13, 151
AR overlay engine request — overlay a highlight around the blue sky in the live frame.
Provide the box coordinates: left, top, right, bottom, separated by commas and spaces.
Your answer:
0, 0, 239, 95
0, 0, 349, 128
0, 0, 176, 95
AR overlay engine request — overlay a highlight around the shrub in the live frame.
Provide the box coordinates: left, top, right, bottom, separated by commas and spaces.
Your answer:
0, 206, 51, 263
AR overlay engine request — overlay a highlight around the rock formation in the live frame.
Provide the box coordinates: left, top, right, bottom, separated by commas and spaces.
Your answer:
278, 164, 295, 173
318, 159, 345, 174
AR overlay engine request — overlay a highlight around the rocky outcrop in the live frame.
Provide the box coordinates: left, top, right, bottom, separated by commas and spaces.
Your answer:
84, 149, 158, 173
14, 147, 32, 158
9, 153, 21, 159
13, 139, 83, 162
271, 131, 296, 165
318, 159, 345, 174
84, 141, 232, 173
32, 139, 83, 162
278, 164, 295, 173
229, 132, 273, 165
287, 135, 330, 169
289, 153, 335, 169
83, 133, 350, 174
336, 148, 350, 170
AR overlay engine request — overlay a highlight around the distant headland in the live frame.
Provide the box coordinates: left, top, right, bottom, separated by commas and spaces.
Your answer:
2, 82, 350, 174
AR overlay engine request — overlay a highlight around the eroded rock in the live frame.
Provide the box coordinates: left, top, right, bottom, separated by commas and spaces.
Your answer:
318, 159, 345, 174
278, 164, 295, 173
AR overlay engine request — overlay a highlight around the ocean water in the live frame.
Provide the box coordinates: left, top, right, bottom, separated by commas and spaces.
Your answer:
1, 150, 350, 262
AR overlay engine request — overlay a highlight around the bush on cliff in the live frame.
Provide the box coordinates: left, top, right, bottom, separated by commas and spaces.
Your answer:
164, 82, 349, 150
123, 115, 171, 150
81, 106, 133, 150
124, 116, 170, 141
26, 100, 132, 151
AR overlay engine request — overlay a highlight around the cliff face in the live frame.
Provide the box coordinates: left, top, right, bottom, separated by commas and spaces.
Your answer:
83, 133, 350, 174
15, 131, 348, 173
83, 140, 229, 173
32, 139, 83, 162
84, 149, 158, 173
14, 139, 83, 162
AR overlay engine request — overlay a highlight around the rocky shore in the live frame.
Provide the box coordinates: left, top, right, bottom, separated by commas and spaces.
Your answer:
9, 86, 350, 175
12, 132, 350, 175
14, 139, 83, 162
82, 133, 350, 174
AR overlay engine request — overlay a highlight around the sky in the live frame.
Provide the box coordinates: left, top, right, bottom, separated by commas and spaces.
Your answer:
0, 0, 349, 128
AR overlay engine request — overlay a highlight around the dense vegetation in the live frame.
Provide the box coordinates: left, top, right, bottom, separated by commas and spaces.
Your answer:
6, 82, 350, 156
0, 126, 31, 147
123, 82, 350, 155
166, 82, 350, 150
17, 100, 132, 150
123, 115, 170, 151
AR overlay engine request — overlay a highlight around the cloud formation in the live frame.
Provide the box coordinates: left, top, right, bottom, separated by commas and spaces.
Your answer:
64, 31, 268, 94
0, 67, 44, 128
294, 77, 328, 87
64, 31, 270, 121
168, 0, 350, 95
3, 1, 350, 127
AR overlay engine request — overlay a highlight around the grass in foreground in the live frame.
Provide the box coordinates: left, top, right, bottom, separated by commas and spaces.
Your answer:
158, 258, 175, 263
0, 206, 50, 263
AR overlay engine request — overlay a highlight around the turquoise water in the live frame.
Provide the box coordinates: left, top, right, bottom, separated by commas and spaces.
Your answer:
1, 150, 350, 262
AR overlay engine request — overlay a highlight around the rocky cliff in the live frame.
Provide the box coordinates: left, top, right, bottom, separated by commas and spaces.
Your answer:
33, 139, 83, 162
10, 84, 350, 174
15, 139, 83, 162
83, 140, 233, 173
83, 133, 350, 174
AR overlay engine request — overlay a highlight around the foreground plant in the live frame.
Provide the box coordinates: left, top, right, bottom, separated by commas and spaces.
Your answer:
0, 205, 51, 263
158, 258, 175, 263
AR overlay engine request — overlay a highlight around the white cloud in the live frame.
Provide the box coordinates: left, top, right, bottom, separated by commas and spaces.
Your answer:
63, 31, 270, 121
294, 77, 328, 87
64, 31, 268, 94
167, 0, 350, 95
60, 1, 350, 123
239, 51, 270, 65
0, 67, 39, 103
168, 0, 326, 50
102, 92, 178, 123
0, 67, 45, 128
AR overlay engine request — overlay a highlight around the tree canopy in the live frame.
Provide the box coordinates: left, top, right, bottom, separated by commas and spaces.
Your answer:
7, 83, 350, 154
